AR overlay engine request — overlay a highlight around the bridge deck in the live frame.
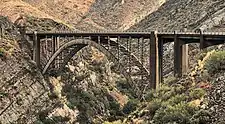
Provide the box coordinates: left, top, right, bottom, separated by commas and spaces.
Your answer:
26, 31, 225, 44
25, 30, 225, 90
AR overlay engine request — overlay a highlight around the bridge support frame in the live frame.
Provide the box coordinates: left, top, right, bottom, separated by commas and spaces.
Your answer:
33, 31, 41, 68
150, 31, 162, 89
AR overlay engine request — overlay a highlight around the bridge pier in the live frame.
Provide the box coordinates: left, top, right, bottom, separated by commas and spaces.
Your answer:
182, 44, 189, 74
200, 30, 205, 49
150, 31, 162, 89
174, 32, 189, 77
33, 31, 41, 68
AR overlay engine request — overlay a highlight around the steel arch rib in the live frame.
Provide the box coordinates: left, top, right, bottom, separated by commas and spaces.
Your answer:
108, 39, 149, 75
42, 39, 133, 84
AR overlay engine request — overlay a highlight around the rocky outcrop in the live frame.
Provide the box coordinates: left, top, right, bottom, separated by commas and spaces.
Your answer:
0, 37, 52, 123
130, 0, 225, 31
0, 17, 58, 123
207, 73, 225, 123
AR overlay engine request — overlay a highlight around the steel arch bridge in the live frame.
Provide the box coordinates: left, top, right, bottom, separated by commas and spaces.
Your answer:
25, 30, 225, 92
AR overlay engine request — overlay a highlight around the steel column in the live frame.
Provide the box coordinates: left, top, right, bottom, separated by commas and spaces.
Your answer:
33, 31, 41, 68
182, 44, 189, 74
158, 37, 163, 84
52, 36, 59, 68
150, 31, 161, 89
174, 31, 182, 77
200, 30, 205, 49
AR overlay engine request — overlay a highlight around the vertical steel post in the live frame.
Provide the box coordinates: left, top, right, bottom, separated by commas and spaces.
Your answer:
33, 31, 40, 68
117, 36, 120, 62
98, 36, 101, 44
200, 29, 205, 49
182, 44, 189, 74
0, 24, 4, 38
45, 36, 48, 60
56, 36, 60, 68
52, 36, 57, 68
141, 38, 144, 84
128, 36, 132, 73
107, 36, 111, 50
138, 38, 140, 59
158, 37, 163, 84
150, 31, 160, 89
174, 31, 182, 77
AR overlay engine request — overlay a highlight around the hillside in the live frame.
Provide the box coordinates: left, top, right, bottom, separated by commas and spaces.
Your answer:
1, 0, 165, 31
74, 0, 165, 31
0, 16, 54, 123
130, 0, 225, 31
1, 0, 225, 123
126, 0, 225, 123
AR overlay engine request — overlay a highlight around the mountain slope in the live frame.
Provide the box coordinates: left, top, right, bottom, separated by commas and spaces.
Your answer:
130, 0, 225, 31
0, 17, 55, 123
1, 0, 166, 31
74, 0, 166, 31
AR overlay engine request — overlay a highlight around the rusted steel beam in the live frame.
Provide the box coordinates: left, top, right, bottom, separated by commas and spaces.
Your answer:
150, 31, 161, 89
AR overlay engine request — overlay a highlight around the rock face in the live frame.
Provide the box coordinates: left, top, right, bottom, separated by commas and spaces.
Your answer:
58, 47, 129, 123
74, 0, 166, 31
0, 17, 61, 123
207, 73, 225, 123
1, 0, 165, 31
1, 0, 225, 123
127, 0, 225, 78
0, 35, 51, 123
130, 0, 225, 31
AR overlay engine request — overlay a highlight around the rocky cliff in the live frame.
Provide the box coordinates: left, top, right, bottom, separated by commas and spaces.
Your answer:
0, 16, 53, 123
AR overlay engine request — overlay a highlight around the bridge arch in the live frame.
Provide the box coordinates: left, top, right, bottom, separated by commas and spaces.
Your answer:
42, 38, 150, 95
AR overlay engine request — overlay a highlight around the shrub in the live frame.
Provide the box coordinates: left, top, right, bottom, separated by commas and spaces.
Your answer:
103, 120, 122, 124
153, 102, 197, 124
189, 88, 206, 100
122, 99, 139, 114
116, 78, 135, 98
190, 109, 211, 124
0, 48, 7, 59
167, 94, 188, 105
164, 76, 177, 85
205, 51, 225, 74
147, 99, 163, 116
0, 92, 8, 98
144, 89, 155, 101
